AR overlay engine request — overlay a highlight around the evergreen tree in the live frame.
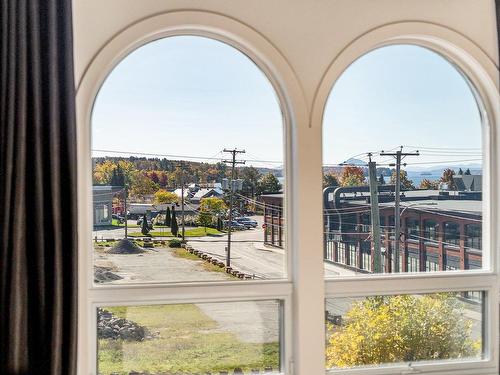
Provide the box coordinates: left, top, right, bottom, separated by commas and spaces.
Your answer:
377, 174, 385, 185
458, 168, 463, 175
323, 173, 340, 188
171, 206, 179, 237
110, 165, 125, 186
141, 214, 150, 236
256, 173, 282, 195
464, 168, 471, 175
165, 206, 171, 226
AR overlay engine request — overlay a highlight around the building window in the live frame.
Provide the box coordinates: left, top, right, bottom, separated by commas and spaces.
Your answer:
444, 222, 460, 247
407, 253, 420, 272
465, 224, 481, 250
360, 213, 371, 232
361, 242, 372, 272
425, 253, 440, 272
444, 254, 460, 271
424, 220, 438, 242
337, 242, 346, 264
94, 203, 110, 225
406, 217, 419, 241
348, 243, 357, 267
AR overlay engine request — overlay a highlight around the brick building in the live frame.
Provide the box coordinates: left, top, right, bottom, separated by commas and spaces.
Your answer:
260, 185, 482, 276
323, 185, 482, 274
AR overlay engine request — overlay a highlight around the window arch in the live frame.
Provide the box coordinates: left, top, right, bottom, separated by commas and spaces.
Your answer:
76, 12, 311, 375
319, 31, 499, 374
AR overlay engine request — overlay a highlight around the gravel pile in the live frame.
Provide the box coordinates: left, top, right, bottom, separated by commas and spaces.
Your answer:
94, 266, 123, 283
107, 239, 145, 254
97, 308, 156, 341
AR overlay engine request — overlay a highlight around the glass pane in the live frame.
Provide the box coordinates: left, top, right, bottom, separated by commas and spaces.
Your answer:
97, 300, 282, 374
92, 36, 286, 284
325, 292, 485, 370
322, 45, 483, 277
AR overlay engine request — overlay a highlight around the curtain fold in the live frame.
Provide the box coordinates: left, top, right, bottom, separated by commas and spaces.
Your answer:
0, 1, 78, 374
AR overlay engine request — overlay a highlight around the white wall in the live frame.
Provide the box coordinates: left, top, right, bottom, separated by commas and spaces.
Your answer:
73, 0, 498, 109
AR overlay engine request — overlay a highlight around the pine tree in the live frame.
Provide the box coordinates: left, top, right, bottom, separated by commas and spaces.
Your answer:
171, 206, 179, 237
110, 165, 125, 186
378, 174, 385, 185
165, 206, 171, 226
464, 168, 471, 175
458, 168, 463, 175
141, 214, 150, 236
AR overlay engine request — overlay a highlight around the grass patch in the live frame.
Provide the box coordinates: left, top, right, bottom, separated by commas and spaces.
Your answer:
172, 248, 238, 278
127, 227, 223, 238
172, 248, 200, 260
98, 304, 279, 375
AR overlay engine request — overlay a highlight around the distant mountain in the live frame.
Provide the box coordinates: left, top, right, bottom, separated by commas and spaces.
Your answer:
344, 158, 366, 166
406, 163, 482, 174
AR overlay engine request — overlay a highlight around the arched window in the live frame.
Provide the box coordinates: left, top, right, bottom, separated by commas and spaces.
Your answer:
90, 35, 288, 375
322, 45, 489, 371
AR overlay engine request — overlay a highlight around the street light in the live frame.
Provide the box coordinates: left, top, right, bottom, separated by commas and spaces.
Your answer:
399, 202, 438, 217
395, 202, 438, 272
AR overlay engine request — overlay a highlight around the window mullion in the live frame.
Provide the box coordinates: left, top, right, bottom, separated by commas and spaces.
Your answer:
291, 119, 325, 374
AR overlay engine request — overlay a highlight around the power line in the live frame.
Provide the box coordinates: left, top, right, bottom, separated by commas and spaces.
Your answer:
403, 145, 481, 151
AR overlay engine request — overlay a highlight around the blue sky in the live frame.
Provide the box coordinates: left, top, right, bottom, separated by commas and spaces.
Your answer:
92, 37, 482, 169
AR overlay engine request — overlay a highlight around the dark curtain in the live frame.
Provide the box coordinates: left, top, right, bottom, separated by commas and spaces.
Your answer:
0, 1, 78, 374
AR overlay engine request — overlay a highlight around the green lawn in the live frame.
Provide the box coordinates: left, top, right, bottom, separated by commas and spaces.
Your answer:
127, 227, 223, 238
111, 219, 168, 228
98, 304, 279, 375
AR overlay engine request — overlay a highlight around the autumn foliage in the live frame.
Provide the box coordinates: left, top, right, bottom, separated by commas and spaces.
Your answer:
326, 294, 480, 368
340, 166, 365, 187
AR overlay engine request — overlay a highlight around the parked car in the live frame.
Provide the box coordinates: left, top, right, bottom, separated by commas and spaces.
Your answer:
235, 217, 258, 228
112, 214, 125, 224
223, 220, 246, 230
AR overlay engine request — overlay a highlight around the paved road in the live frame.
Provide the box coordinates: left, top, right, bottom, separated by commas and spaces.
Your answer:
92, 220, 152, 240
187, 216, 356, 279
93, 216, 358, 279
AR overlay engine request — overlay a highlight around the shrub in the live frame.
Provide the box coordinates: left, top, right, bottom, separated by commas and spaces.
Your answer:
168, 239, 183, 248
326, 294, 479, 368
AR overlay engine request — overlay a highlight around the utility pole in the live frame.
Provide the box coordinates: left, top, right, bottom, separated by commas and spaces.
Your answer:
380, 146, 419, 272
367, 154, 382, 273
172, 162, 187, 241
124, 181, 128, 239
181, 169, 185, 241
222, 148, 246, 268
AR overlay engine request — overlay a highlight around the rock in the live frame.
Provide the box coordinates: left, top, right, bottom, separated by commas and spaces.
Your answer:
97, 308, 155, 342
94, 266, 123, 283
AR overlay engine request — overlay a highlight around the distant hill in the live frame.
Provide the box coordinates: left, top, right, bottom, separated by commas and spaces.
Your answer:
344, 158, 366, 166
406, 163, 482, 174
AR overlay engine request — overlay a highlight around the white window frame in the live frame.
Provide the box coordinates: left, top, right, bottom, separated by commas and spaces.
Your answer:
312, 22, 500, 375
76, 12, 500, 375
76, 10, 321, 375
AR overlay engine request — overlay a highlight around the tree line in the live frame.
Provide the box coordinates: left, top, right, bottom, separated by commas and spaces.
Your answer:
323, 166, 472, 191
93, 157, 282, 200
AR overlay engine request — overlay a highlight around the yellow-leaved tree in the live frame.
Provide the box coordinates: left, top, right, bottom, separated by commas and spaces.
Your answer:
154, 189, 179, 204
326, 294, 480, 368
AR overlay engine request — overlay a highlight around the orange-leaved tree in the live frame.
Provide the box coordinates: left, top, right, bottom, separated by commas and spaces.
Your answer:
340, 166, 365, 187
